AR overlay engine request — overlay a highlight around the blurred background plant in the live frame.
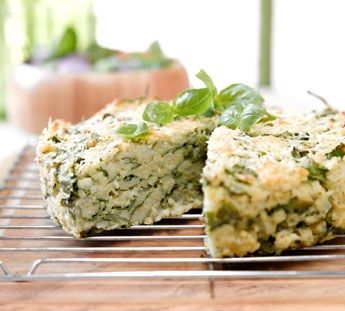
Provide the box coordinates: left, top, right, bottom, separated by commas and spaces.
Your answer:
2, 0, 345, 160
0, 0, 181, 122
0, 0, 95, 119
2, 0, 345, 124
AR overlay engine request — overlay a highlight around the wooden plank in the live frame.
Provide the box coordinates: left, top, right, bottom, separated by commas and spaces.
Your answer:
1, 283, 345, 310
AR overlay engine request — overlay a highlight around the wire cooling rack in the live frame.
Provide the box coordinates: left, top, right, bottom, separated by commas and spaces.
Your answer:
1, 145, 345, 282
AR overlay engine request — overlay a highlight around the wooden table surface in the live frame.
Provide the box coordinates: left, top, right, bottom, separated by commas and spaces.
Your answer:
1, 278, 345, 310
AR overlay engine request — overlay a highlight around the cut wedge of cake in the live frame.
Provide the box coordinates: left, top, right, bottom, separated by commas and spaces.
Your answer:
203, 110, 345, 257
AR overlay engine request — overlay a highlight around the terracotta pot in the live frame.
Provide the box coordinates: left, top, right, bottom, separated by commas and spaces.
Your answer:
6, 62, 189, 134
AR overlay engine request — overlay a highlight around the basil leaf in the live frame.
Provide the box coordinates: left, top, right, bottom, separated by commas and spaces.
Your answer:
219, 101, 243, 129
219, 100, 273, 132
261, 112, 277, 122
116, 122, 148, 139
196, 69, 217, 96
50, 27, 77, 60
143, 101, 174, 125
203, 107, 215, 117
173, 88, 213, 116
239, 103, 266, 131
215, 83, 264, 111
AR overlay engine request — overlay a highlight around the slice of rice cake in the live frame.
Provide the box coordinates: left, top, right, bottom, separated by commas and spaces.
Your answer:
37, 99, 216, 238
203, 110, 345, 257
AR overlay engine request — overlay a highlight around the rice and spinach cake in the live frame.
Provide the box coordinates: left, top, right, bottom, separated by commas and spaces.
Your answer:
36, 68, 344, 256
37, 99, 216, 238
203, 110, 345, 257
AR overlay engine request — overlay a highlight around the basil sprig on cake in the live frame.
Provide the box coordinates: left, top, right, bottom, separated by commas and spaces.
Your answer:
116, 69, 276, 139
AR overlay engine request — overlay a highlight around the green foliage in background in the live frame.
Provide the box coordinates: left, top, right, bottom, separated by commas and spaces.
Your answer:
0, 0, 95, 120
49, 26, 78, 60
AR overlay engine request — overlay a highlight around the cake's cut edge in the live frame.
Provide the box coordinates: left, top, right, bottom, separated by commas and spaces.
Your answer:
37, 99, 216, 238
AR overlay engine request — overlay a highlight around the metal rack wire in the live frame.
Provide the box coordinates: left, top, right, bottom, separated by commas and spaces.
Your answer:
1, 145, 345, 282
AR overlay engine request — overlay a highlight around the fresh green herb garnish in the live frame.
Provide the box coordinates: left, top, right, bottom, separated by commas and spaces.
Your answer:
143, 101, 174, 125
49, 26, 77, 60
219, 100, 271, 131
173, 88, 213, 116
217, 81, 275, 132
116, 122, 148, 139
173, 69, 220, 116
196, 69, 217, 96
260, 112, 277, 122
215, 83, 264, 112
118, 69, 276, 140
236, 102, 268, 131
197, 71, 274, 132
218, 100, 243, 129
